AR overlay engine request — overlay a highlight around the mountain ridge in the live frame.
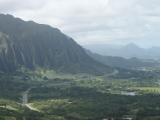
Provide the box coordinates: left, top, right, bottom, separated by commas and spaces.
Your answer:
0, 14, 113, 74
84, 43, 160, 59
86, 50, 159, 70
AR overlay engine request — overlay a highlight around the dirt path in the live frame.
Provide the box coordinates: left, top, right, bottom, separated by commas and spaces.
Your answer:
22, 88, 31, 105
22, 88, 40, 112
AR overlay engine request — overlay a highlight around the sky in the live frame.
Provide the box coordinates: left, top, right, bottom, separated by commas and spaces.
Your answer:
0, 0, 160, 47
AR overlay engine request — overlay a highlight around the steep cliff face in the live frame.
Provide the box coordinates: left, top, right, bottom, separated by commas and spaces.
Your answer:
0, 14, 112, 74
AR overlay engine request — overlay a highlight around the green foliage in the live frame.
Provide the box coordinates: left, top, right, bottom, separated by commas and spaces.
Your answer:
0, 69, 160, 120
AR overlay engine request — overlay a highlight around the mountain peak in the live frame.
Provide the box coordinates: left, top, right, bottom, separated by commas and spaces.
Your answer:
124, 43, 140, 49
0, 14, 112, 74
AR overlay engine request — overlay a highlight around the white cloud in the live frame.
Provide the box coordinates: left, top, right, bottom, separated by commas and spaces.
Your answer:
0, 0, 160, 47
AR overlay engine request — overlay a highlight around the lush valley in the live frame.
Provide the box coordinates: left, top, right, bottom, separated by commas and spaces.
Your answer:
0, 69, 160, 120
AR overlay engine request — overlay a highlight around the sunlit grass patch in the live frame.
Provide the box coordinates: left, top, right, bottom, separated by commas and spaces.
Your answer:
134, 87, 160, 94
31, 99, 72, 111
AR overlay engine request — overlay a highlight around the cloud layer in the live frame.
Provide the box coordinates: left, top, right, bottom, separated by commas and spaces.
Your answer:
0, 0, 160, 47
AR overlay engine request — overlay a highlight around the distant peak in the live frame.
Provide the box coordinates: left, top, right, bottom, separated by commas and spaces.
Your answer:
124, 43, 140, 49
126, 43, 138, 47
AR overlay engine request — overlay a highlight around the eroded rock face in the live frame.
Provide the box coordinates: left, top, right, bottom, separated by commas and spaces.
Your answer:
0, 32, 9, 53
0, 32, 17, 72
0, 14, 112, 74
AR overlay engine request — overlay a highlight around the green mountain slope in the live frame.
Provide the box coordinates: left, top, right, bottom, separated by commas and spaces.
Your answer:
0, 14, 113, 74
86, 50, 159, 70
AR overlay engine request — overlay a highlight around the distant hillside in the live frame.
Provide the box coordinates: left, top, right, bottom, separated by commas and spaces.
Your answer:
84, 43, 160, 59
86, 50, 159, 70
0, 14, 113, 74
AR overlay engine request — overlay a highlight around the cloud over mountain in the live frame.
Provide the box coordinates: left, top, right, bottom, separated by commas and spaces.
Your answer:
0, 0, 160, 47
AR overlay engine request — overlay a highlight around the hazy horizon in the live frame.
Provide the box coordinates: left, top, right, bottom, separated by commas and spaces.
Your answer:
83, 42, 160, 49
